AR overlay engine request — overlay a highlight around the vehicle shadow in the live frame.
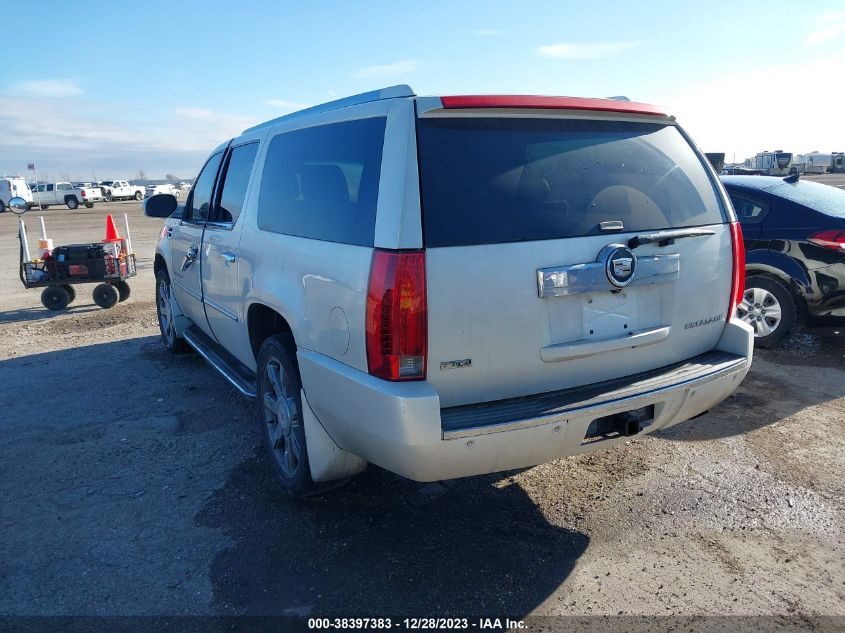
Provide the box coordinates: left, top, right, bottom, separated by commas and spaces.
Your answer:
0, 304, 101, 323
1, 337, 588, 618
656, 333, 845, 443
195, 457, 589, 617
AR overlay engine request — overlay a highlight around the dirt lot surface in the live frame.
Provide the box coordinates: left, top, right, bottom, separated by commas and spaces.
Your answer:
0, 201, 843, 624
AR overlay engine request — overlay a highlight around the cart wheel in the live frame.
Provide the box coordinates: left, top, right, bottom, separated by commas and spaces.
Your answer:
93, 283, 119, 309
41, 286, 71, 311
61, 284, 76, 305
114, 280, 131, 302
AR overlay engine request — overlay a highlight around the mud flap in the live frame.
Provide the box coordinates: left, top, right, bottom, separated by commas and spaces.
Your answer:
301, 389, 367, 482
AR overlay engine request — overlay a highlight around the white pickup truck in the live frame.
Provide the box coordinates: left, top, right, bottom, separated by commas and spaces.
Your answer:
99, 180, 145, 202
32, 182, 100, 209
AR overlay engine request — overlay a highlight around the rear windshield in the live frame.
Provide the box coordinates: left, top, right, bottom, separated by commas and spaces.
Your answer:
765, 180, 845, 218
417, 117, 727, 247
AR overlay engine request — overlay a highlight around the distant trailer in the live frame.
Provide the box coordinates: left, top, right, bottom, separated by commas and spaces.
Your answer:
831, 152, 845, 174
796, 153, 832, 174
751, 150, 793, 176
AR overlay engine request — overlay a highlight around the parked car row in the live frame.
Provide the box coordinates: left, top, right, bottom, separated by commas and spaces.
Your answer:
1, 178, 191, 211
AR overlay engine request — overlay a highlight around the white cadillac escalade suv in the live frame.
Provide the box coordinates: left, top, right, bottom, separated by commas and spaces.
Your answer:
144, 86, 753, 495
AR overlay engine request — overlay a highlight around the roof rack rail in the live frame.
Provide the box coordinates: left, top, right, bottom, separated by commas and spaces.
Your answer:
243, 84, 415, 134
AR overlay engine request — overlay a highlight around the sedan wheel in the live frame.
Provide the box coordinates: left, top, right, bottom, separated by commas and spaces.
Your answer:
738, 276, 797, 347
739, 287, 782, 337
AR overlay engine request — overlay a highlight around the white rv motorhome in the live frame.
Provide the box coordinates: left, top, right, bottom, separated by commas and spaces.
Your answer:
793, 152, 833, 174
0, 177, 33, 212
751, 151, 793, 176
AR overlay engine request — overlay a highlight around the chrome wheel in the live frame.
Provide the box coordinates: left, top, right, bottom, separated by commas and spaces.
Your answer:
262, 359, 302, 478
738, 287, 783, 338
157, 277, 175, 346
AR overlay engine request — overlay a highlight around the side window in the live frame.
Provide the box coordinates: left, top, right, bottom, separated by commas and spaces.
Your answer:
214, 142, 259, 224
46, 184, 54, 192
186, 151, 224, 222
257, 117, 386, 246
729, 194, 768, 224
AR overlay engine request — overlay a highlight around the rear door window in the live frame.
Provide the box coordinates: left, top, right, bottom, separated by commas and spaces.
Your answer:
214, 142, 259, 224
417, 117, 727, 247
257, 117, 386, 246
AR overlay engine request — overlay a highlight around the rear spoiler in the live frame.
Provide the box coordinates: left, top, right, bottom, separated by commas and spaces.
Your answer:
439, 95, 667, 117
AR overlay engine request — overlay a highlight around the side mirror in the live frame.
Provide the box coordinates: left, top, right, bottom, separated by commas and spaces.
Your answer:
8, 196, 28, 215
143, 193, 178, 218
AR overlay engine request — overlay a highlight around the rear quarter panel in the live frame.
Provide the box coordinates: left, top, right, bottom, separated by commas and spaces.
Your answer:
234, 98, 417, 373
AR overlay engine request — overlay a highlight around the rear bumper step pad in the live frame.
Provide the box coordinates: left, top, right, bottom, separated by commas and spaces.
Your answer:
440, 351, 747, 437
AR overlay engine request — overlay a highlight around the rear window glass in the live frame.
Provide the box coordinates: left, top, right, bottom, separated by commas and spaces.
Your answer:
765, 180, 845, 218
417, 117, 727, 247
258, 117, 386, 246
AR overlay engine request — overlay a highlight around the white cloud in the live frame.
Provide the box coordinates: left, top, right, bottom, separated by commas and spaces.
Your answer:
353, 59, 418, 78
805, 11, 845, 45
0, 95, 258, 178
654, 54, 845, 161
8, 79, 82, 98
262, 98, 311, 111
536, 42, 635, 59
472, 28, 501, 36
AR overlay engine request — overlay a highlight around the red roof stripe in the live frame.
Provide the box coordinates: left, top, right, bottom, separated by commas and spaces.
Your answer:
439, 95, 666, 117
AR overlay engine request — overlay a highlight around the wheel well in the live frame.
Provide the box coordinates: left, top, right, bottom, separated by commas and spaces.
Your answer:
64, 195, 77, 203
153, 254, 166, 277
247, 304, 294, 361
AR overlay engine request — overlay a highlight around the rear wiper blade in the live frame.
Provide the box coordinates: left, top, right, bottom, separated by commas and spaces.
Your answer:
628, 228, 716, 249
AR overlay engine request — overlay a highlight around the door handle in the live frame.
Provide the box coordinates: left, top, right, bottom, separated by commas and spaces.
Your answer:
181, 245, 198, 271
218, 251, 237, 264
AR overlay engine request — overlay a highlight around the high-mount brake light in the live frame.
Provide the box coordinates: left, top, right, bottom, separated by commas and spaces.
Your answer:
439, 95, 667, 117
366, 250, 427, 381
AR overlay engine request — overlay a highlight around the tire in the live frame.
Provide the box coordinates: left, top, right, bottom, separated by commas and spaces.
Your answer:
61, 284, 76, 305
114, 280, 131, 302
155, 269, 190, 353
41, 286, 71, 311
66, 197, 79, 210
0, 200, 5, 213
85, 203, 94, 208
257, 334, 319, 496
738, 275, 797, 348
40, 205, 49, 209
104, 193, 113, 202
134, 191, 142, 200
92, 283, 119, 309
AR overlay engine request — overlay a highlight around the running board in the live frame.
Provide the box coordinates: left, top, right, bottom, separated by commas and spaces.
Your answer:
183, 325, 257, 398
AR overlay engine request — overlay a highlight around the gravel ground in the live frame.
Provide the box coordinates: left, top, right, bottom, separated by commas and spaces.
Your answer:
0, 201, 843, 623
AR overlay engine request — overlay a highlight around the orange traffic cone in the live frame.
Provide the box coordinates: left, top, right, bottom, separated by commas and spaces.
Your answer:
105, 214, 120, 242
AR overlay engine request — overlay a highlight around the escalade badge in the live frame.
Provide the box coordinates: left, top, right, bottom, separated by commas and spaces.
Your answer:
599, 244, 638, 288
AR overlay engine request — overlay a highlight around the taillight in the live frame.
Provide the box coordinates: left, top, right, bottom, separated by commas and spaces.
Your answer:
809, 230, 845, 251
366, 250, 427, 381
729, 221, 745, 319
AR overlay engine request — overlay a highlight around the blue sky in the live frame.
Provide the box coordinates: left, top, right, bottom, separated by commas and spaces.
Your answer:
2, 0, 843, 180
